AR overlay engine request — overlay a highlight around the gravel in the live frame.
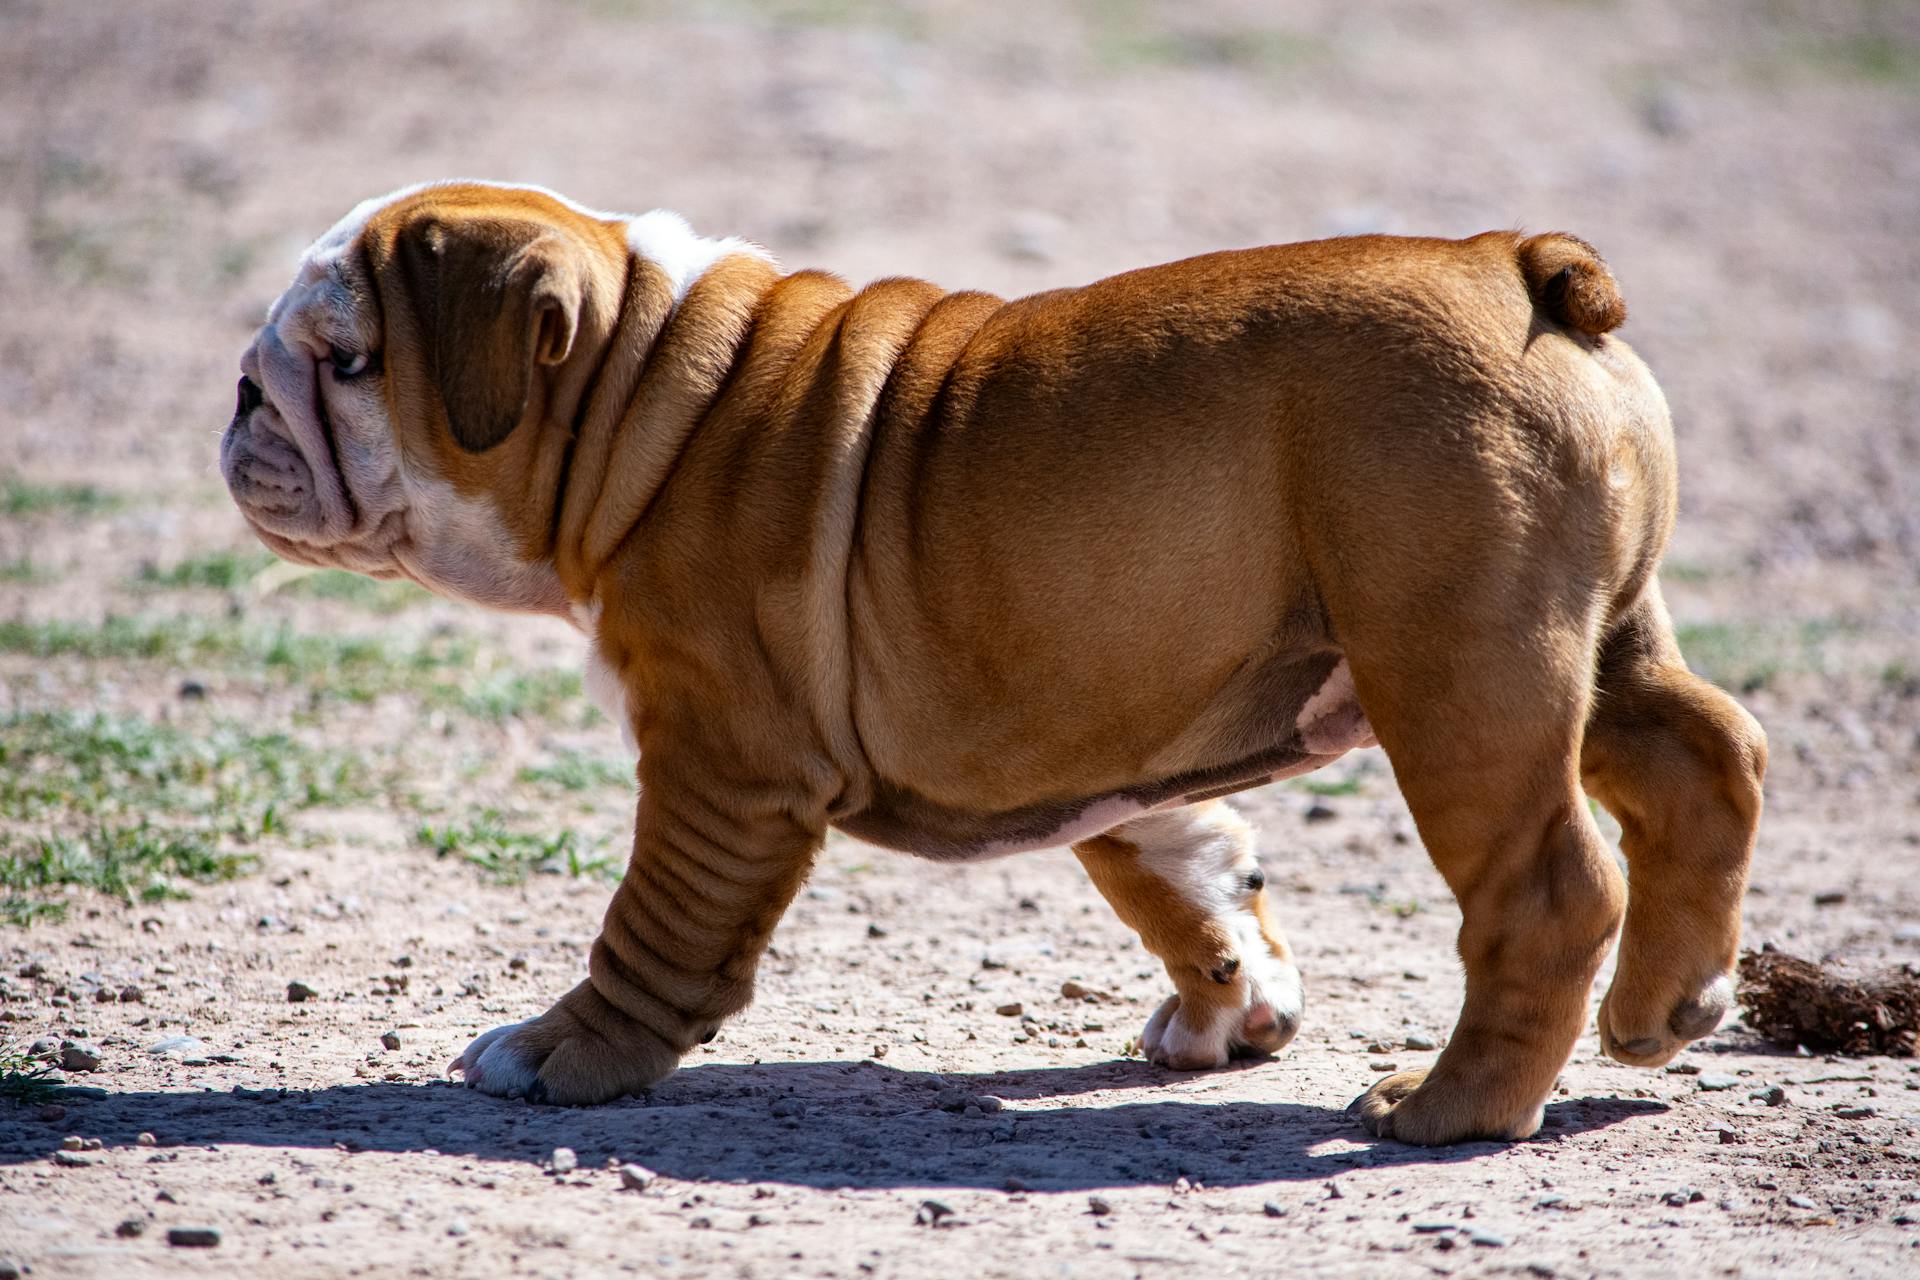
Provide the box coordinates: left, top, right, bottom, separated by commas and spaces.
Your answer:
166, 1227, 221, 1247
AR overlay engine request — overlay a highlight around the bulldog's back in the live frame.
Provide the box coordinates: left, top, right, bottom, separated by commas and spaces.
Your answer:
831, 231, 1665, 839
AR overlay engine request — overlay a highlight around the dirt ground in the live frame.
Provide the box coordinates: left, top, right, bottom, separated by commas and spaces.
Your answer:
2, 1, 1918, 1276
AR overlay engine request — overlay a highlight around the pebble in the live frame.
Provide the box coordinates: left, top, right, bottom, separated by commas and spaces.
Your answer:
1833, 1105, 1876, 1119
1263, 1201, 1287, 1218
178, 679, 208, 701
446, 1218, 470, 1237
1750, 1084, 1787, 1107
1892, 923, 1920, 946
28, 1037, 56, 1057
119, 985, 143, 1003
1369, 1060, 1398, 1072
116, 1217, 146, 1238
866, 923, 888, 938
0, 1260, 19, 1280
286, 981, 318, 1003
1468, 1231, 1508, 1248
166, 1227, 221, 1248
1664, 1062, 1700, 1075
148, 1035, 211, 1061
37, 1104, 65, 1123
1711, 1125, 1741, 1145
380, 1031, 402, 1051
1695, 1074, 1740, 1091
770, 1096, 806, 1118
995, 1002, 1023, 1017
549, 1147, 578, 1174
1412, 1221, 1455, 1234
59, 1042, 102, 1072
619, 1163, 656, 1191
1661, 1187, 1704, 1207
1304, 801, 1337, 823
52, 1150, 94, 1167
916, 1199, 955, 1227
1404, 1034, 1437, 1051
1786, 1194, 1817, 1210
1088, 1195, 1113, 1216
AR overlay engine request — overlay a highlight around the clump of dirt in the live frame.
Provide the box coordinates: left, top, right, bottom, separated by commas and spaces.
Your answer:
1737, 946, 1920, 1057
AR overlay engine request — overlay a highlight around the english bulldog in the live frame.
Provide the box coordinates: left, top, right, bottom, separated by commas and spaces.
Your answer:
219, 181, 1766, 1145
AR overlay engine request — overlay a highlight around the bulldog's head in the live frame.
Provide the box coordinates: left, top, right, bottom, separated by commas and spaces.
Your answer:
219, 181, 751, 614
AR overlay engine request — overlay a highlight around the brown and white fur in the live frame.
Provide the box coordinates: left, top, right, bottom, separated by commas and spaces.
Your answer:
219, 181, 1765, 1145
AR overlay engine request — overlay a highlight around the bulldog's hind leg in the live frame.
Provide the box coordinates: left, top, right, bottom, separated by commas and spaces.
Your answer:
1343, 612, 1627, 1145
453, 767, 819, 1104
1581, 586, 1766, 1067
1074, 801, 1303, 1070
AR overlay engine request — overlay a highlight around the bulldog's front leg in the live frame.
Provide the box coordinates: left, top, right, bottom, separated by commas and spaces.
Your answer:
453, 768, 821, 1104
1074, 802, 1304, 1069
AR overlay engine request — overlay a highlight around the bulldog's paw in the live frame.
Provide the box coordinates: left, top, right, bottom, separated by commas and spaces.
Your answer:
1347, 1068, 1544, 1146
449, 980, 680, 1104
1597, 970, 1735, 1067
1139, 961, 1303, 1070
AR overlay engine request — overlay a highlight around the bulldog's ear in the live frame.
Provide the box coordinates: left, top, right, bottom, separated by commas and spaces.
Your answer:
395, 218, 584, 452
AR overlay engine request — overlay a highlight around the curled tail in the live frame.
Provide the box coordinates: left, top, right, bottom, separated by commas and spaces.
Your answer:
1518, 232, 1627, 336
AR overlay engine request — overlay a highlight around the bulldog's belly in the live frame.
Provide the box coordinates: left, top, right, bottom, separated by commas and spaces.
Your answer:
835, 657, 1376, 860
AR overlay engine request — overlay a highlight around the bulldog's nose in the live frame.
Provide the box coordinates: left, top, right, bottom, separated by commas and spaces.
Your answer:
235, 375, 264, 418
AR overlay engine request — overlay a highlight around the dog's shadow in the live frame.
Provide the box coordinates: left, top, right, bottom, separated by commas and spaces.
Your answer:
2, 1058, 1665, 1189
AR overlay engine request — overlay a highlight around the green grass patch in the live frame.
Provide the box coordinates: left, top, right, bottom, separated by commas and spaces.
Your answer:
0, 557, 50, 583
1291, 773, 1366, 798
1, 474, 122, 519
0, 613, 578, 719
0, 709, 373, 925
2, 824, 260, 925
1674, 617, 1856, 693
136, 550, 431, 611
518, 750, 633, 793
416, 814, 619, 885
0, 1041, 64, 1103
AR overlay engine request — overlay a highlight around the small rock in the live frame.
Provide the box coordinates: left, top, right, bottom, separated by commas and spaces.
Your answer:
53, 1150, 94, 1167
1468, 1230, 1508, 1248
1695, 1074, 1740, 1091
137, 1132, 157, 1146
59, 1042, 103, 1072
1368, 1059, 1398, 1072
116, 1217, 146, 1238
0, 1261, 19, 1280
94, 985, 117, 1003
167, 1226, 221, 1248
1664, 1062, 1700, 1075
37, 1104, 66, 1123
379, 1031, 402, 1051
916, 1199, 955, 1227
1412, 1221, 1455, 1234
285, 981, 318, 1003
995, 1002, 1023, 1018
976, 1094, 1005, 1114
1263, 1201, 1287, 1218
1088, 1195, 1113, 1217
1002, 1176, 1028, 1192
119, 985, 143, 1003
1712, 1125, 1741, 1145
27, 1037, 56, 1057
1304, 801, 1337, 823
618, 1163, 656, 1191
1811, 890, 1847, 906
1403, 1034, 1437, 1051
548, 1146, 578, 1174
148, 1035, 211, 1060
866, 923, 888, 938
1661, 1187, 1704, 1207
1750, 1084, 1787, 1107
1833, 1105, 1876, 1119
1892, 923, 1920, 946
770, 1096, 806, 1118
446, 1218, 470, 1237
177, 679, 208, 701
1786, 1194, 1817, 1210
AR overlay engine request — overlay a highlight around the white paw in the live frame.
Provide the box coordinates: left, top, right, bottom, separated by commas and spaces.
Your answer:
449, 1019, 543, 1097
1140, 959, 1304, 1070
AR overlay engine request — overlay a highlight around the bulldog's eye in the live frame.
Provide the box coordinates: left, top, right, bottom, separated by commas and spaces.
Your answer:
327, 345, 373, 379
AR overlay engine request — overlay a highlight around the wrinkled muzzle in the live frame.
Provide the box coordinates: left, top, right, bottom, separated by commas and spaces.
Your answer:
220, 326, 356, 553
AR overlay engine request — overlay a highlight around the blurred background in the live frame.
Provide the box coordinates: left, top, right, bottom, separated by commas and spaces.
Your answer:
0, 0, 1915, 937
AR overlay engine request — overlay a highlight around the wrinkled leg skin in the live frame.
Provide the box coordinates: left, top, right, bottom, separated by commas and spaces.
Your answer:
452, 756, 820, 1104
1580, 588, 1767, 1068
1076, 801, 1304, 1070
1344, 582, 1764, 1145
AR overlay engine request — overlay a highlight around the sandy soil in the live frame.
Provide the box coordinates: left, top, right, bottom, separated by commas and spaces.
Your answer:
2, 1, 1918, 1276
